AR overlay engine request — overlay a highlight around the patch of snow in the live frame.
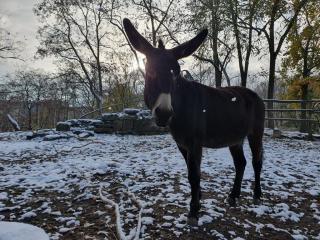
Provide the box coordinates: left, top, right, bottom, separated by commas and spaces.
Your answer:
19, 211, 37, 220
198, 215, 214, 226
163, 215, 174, 221
59, 227, 72, 233
292, 234, 308, 240
0, 221, 49, 240
310, 202, 320, 223
142, 216, 154, 225
0, 192, 8, 201
161, 222, 172, 227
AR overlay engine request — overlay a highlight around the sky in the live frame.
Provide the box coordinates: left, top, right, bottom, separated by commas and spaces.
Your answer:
0, 0, 55, 80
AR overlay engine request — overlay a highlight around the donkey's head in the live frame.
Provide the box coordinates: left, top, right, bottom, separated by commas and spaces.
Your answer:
123, 18, 208, 127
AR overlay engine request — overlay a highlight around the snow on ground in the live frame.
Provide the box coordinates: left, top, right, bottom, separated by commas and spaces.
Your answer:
0, 131, 319, 239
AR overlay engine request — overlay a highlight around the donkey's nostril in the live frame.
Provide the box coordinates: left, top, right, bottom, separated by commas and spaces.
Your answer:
155, 107, 161, 115
154, 107, 173, 127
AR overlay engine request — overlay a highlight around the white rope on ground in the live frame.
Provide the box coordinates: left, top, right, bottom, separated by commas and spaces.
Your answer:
99, 184, 145, 240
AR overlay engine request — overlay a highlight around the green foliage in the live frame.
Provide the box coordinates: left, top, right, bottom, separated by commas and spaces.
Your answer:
281, 0, 320, 100
284, 76, 320, 100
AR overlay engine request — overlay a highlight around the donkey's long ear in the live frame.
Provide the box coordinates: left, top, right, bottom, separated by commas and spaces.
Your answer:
123, 18, 153, 55
170, 29, 208, 59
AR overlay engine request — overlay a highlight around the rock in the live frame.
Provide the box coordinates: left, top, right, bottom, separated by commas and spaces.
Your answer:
121, 118, 135, 133
78, 131, 94, 138
65, 119, 80, 127
43, 134, 71, 141
26, 132, 48, 140
137, 109, 152, 119
56, 122, 71, 131
123, 108, 140, 115
272, 128, 282, 138
101, 113, 124, 121
94, 126, 114, 134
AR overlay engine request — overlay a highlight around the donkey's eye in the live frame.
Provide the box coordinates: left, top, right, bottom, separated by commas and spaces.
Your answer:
171, 68, 180, 76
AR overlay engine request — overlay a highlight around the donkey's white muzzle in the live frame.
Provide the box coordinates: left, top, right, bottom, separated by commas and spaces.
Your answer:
152, 93, 173, 127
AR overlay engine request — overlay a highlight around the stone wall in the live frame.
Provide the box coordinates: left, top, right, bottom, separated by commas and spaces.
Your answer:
56, 108, 168, 135
94, 109, 168, 135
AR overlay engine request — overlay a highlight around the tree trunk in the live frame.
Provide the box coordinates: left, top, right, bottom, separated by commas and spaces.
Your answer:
240, 71, 247, 87
28, 108, 32, 130
300, 83, 308, 132
96, 96, 103, 116
215, 68, 222, 87
267, 54, 276, 129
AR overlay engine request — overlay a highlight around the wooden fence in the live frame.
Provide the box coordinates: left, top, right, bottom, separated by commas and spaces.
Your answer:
263, 99, 320, 138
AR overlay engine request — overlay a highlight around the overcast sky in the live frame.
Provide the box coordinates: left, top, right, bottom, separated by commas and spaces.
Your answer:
0, 0, 55, 80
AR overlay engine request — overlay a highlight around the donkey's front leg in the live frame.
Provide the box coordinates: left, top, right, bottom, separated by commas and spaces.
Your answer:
186, 146, 202, 225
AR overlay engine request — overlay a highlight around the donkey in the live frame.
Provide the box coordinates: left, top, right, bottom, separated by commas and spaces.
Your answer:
123, 18, 265, 224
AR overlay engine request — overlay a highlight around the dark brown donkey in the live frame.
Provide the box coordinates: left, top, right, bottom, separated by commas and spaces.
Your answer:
123, 18, 265, 225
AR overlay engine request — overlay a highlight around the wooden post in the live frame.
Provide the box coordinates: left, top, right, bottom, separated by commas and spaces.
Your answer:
267, 101, 274, 129
307, 109, 313, 140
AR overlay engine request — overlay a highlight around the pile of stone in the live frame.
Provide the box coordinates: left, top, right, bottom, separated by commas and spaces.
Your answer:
26, 129, 95, 141
94, 108, 168, 135
55, 108, 168, 135
56, 119, 103, 132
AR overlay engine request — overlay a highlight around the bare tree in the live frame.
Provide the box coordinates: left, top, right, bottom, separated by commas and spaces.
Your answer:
34, 0, 118, 114
226, 0, 261, 87
132, 0, 176, 46
186, 0, 233, 87
242, 0, 308, 127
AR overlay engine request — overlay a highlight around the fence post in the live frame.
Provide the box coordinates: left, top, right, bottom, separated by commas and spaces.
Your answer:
267, 101, 274, 129
307, 119, 313, 140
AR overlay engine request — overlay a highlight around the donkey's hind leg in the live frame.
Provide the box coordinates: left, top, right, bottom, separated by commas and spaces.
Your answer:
228, 144, 247, 206
248, 132, 263, 202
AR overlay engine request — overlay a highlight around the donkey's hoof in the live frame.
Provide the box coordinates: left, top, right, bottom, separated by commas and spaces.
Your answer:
253, 198, 261, 205
187, 216, 198, 226
228, 197, 237, 207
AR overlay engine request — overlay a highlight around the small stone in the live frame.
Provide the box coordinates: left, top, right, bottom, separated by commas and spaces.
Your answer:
272, 128, 282, 138
56, 122, 71, 131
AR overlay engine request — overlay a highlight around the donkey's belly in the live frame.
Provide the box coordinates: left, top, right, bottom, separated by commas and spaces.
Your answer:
170, 123, 247, 149
201, 123, 249, 148
202, 135, 245, 148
